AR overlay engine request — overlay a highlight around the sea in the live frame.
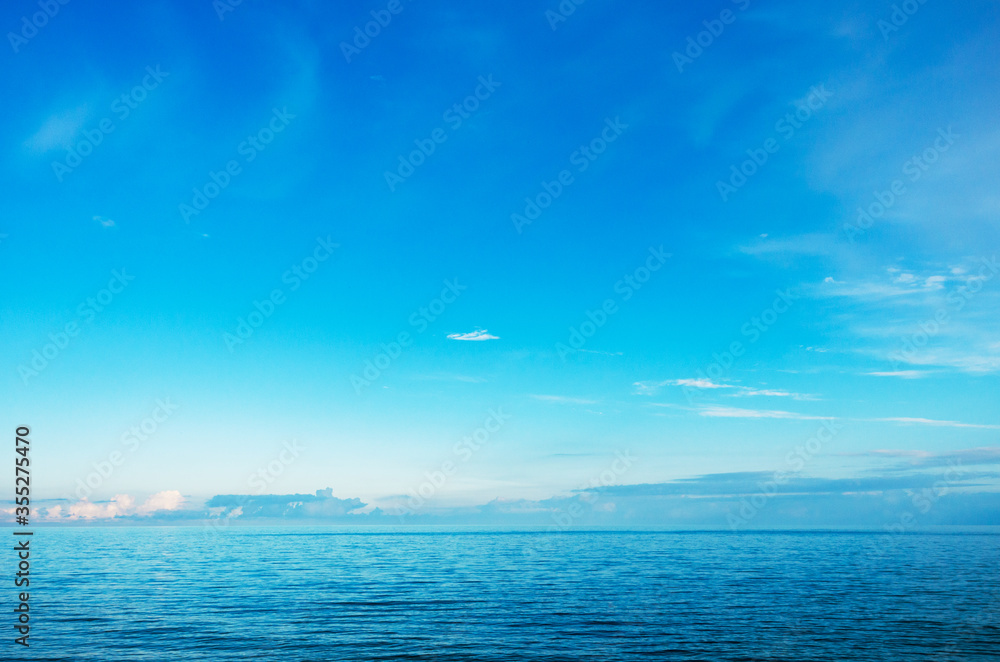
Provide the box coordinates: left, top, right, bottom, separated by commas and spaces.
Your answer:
13, 528, 1000, 661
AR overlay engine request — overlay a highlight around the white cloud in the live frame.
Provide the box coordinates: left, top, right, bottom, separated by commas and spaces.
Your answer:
872, 417, 1000, 430
862, 449, 934, 458
693, 407, 998, 429
137, 490, 185, 514
822, 281, 930, 300
887, 348, 1000, 374
865, 370, 932, 379
729, 387, 816, 400
635, 378, 814, 400
447, 329, 499, 341
93, 215, 115, 228
59, 490, 186, 520
67, 494, 134, 519
634, 378, 733, 394
697, 406, 831, 420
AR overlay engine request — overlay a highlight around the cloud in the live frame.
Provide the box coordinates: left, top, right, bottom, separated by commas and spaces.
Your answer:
872, 417, 1000, 430
924, 275, 947, 290
634, 378, 733, 394
205, 492, 367, 519
814, 260, 1000, 374
883, 348, 1000, 374
865, 370, 932, 379
447, 329, 499, 341
595, 471, 1000, 498
576, 348, 624, 357
67, 494, 134, 519
697, 406, 832, 420
59, 490, 185, 520
136, 490, 185, 514
632, 380, 669, 394
821, 281, 933, 300
93, 215, 115, 228
845, 447, 1000, 469
859, 449, 934, 459
694, 408, 999, 428
738, 232, 839, 258
25, 107, 90, 152
729, 387, 816, 400
635, 378, 814, 400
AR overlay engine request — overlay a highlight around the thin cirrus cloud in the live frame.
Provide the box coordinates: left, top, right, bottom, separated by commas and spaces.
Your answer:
25, 106, 91, 152
729, 388, 816, 400
844, 447, 1000, 468
696, 406, 833, 421
873, 417, 1000, 430
633, 378, 731, 394
693, 406, 1000, 430
806, 262, 1000, 376
446, 329, 499, 341
634, 378, 815, 400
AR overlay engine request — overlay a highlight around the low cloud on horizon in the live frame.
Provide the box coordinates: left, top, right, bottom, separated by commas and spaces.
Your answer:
17, 448, 1000, 528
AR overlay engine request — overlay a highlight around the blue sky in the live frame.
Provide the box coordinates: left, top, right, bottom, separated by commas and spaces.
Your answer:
2, 0, 998, 526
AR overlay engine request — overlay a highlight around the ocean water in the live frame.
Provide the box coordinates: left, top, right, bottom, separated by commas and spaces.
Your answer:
16, 528, 1000, 661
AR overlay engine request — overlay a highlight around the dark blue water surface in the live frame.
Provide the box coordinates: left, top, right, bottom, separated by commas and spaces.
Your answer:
14, 528, 1000, 661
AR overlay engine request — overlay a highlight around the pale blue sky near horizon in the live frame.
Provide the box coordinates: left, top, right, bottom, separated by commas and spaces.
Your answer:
1, 0, 998, 523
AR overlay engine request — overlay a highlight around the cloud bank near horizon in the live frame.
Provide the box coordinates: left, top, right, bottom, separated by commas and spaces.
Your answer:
18, 455, 1000, 529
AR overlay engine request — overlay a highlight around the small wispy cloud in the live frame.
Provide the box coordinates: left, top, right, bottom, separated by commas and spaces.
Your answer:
577, 348, 624, 357
865, 370, 931, 379
93, 215, 116, 228
25, 106, 90, 152
739, 232, 838, 257
697, 406, 832, 421
447, 329, 499, 341
859, 449, 934, 459
633, 378, 732, 394
822, 281, 932, 300
884, 348, 1000, 374
821, 262, 995, 303
634, 378, 814, 399
844, 447, 1000, 470
687, 406, 999, 429
729, 387, 817, 400
872, 417, 1000, 430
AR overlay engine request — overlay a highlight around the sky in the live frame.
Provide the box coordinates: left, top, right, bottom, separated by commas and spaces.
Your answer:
2, 0, 998, 527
